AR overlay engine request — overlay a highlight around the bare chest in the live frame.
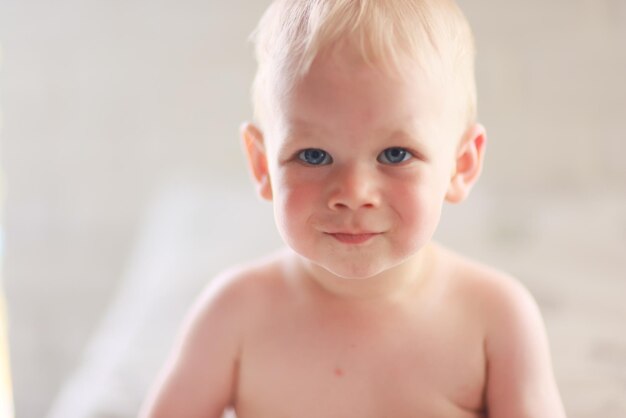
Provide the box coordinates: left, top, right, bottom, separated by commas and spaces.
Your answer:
234, 301, 487, 418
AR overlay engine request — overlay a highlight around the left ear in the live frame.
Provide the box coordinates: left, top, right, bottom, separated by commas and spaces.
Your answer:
445, 123, 487, 204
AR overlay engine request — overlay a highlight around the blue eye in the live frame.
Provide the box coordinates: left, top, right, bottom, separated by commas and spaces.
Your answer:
297, 148, 332, 165
378, 147, 412, 164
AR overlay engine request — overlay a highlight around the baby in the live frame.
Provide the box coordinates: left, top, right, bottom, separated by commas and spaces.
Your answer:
141, 1, 566, 417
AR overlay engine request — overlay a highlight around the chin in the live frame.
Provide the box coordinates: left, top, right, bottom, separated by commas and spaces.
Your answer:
316, 257, 395, 280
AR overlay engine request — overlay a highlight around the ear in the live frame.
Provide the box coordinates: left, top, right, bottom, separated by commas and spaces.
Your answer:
241, 122, 273, 200
445, 123, 487, 204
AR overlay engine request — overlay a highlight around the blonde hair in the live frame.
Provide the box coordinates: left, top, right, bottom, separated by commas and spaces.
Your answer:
251, 0, 477, 130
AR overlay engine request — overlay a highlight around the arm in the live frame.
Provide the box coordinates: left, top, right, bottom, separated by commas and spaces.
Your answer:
484, 278, 566, 418
140, 274, 243, 418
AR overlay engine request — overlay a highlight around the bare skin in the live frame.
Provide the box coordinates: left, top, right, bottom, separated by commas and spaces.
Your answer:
141, 40, 566, 418
141, 243, 565, 418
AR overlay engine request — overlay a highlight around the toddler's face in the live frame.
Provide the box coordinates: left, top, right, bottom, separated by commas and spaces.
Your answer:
258, 50, 465, 279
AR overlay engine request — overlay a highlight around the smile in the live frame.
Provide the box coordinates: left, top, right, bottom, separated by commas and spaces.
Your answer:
326, 232, 381, 244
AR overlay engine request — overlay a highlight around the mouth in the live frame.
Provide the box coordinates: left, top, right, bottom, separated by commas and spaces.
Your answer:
325, 232, 381, 244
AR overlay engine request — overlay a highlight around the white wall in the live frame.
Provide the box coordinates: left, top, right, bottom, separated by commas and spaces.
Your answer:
1, 1, 625, 417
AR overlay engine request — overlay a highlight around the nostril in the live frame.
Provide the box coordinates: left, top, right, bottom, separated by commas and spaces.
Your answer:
330, 200, 376, 211
332, 202, 349, 210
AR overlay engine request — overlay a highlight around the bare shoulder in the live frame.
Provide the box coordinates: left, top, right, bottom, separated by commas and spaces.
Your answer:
433, 244, 566, 417
433, 243, 548, 356
195, 254, 280, 310
140, 250, 290, 418
187, 249, 295, 338
430, 244, 541, 327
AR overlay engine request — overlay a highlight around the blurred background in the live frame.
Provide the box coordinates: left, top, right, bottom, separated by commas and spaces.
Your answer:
0, 0, 624, 417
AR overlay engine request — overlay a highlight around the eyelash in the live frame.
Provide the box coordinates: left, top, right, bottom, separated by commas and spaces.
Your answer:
295, 147, 415, 166
377, 147, 413, 164
297, 149, 333, 166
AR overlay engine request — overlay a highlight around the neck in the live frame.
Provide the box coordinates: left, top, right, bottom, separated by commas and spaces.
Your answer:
291, 243, 438, 305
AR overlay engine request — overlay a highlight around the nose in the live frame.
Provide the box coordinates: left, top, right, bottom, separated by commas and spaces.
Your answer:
327, 163, 381, 211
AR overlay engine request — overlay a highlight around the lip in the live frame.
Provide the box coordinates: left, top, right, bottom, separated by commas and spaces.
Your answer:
325, 232, 381, 244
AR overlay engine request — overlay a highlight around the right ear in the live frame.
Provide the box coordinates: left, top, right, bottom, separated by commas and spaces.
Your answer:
241, 122, 273, 200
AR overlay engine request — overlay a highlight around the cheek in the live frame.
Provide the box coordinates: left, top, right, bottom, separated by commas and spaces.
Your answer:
279, 175, 320, 210
393, 186, 433, 223
388, 176, 446, 239
272, 172, 322, 233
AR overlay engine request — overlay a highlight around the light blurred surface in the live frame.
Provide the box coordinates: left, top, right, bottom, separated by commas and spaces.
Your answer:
0, 1, 624, 417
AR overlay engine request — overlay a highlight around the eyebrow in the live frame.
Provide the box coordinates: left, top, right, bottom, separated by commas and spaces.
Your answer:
281, 117, 431, 152
384, 125, 435, 154
387, 129, 422, 143
285, 119, 328, 139
287, 118, 427, 138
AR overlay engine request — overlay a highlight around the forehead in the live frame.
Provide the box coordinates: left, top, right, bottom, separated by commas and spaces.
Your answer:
269, 48, 454, 142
